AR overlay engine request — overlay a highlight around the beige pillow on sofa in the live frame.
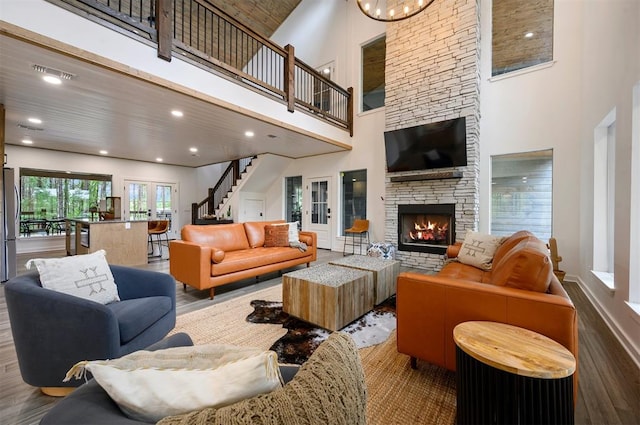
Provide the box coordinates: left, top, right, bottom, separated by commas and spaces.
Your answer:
457, 231, 504, 271
64, 344, 282, 423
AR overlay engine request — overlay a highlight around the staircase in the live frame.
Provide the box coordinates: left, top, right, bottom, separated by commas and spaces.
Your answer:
191, 157, 256, 224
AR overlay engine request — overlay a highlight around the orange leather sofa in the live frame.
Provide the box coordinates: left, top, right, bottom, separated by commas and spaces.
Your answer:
396, 231, 578, 394
170, 221, 316, 299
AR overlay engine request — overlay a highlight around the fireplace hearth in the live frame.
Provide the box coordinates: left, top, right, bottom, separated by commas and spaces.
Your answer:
398, 204, 455, 254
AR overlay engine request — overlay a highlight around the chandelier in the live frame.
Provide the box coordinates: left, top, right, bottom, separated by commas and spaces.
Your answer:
357, 0, 435, 22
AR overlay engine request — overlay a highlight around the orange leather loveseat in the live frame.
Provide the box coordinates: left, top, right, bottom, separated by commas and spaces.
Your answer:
396, 230, 578, 392
170, 221, 316, 299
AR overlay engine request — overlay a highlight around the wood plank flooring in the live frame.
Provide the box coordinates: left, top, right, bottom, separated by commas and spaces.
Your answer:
1, 248, 639, 424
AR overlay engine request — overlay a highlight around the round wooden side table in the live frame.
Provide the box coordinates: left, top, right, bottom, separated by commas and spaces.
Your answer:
453, 321, 576, 425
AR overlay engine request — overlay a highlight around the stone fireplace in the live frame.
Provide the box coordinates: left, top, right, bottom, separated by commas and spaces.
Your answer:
397, 204, 455, 254
383, 0, 480, 271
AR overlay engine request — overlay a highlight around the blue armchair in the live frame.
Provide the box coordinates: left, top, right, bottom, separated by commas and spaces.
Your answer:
5, 265, 176, 396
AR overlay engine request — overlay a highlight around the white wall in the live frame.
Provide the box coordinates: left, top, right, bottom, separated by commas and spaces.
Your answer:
263, 0, 388, 249
5, 145, 197, 253
481, 0, 640, 366
577, 0, 640, 367
479, 0, 583, 278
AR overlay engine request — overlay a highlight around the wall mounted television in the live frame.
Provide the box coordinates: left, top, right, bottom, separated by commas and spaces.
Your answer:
384, 116, 467, 172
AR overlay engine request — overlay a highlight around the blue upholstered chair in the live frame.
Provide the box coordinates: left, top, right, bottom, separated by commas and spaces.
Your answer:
5, 265, 177, 396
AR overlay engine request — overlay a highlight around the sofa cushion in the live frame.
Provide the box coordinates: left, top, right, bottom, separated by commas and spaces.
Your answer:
107, 296, 172, 344
492, 230, 535, 265
490, 237, 553, 293
211, 248, 307, 276
157, 332, 366, 425
457, 231, 505, 271
244, 220, 286, 248
264, 224, 290, 247
181, 224, 250, 252
439, 261, 493, 283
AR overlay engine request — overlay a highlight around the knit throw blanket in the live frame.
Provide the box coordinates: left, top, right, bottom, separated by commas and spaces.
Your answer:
157, 332, 367, 425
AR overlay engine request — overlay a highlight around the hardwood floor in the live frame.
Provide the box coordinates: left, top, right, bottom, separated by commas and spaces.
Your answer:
1, 248, 639, 424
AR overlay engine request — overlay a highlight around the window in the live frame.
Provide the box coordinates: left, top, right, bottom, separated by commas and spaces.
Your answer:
492, 0, 554, 76
630, 83, 640, 303
491, 150, 553, 240
19, 169, 112, 237
362, 36, 385, 112
341, 170, 367, 236
592, 109, 616, 289
285, 176, 302, 228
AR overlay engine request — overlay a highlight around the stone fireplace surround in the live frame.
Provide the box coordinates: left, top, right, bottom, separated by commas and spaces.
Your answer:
383, 0, 480, 272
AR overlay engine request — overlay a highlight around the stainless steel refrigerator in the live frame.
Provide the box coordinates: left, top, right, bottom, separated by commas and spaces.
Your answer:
2, 167, 18, 282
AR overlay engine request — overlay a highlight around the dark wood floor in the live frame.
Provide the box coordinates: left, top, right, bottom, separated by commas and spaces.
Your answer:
1, 248, 639, 424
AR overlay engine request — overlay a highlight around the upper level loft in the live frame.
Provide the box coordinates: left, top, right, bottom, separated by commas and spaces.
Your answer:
0, 0, 354, 167
50, 0, 353, 134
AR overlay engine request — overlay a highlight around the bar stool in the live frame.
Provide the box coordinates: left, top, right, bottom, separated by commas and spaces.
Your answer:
343, 219, 370, 256
148, 220, 170, 260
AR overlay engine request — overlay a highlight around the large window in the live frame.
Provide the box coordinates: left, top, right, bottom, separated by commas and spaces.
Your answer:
20, 168, 112, 236
592, 109, 616, 288
630, 82, 640, 306
492, 0, 554, 76
491, 150, 553, 240
341, 169, 367, 236
362, 36, 385, 112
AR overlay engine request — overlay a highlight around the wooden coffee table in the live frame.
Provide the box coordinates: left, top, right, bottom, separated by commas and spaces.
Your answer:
329, 255, 400, 304
282, 264, 374, 331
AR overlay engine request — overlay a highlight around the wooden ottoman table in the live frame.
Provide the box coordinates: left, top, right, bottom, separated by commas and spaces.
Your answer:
282, 263, 374, 331
329, 255, 400, 304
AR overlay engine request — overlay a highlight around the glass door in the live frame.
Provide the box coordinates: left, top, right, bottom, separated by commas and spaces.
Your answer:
306, 176, 332, 249
124, 180, 178, 239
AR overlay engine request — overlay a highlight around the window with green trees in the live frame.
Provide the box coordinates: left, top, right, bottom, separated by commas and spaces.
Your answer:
19, 168, 112, 225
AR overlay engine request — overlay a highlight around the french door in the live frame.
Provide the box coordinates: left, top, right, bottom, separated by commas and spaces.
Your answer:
306, 176, 332, 249
123, 180, 179, 239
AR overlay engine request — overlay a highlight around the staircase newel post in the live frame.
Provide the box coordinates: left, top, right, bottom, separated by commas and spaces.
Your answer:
191, 203, 198, 225
347, 86, 354, 137
284, 44, 295, 113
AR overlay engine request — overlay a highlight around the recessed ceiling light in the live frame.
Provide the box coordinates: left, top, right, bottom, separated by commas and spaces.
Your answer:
21, 139, 33, 145
245, 131, 254, 137
189, 147, 198, 153
28, 117, 42, 124
156, 157, 163, 162
171, 110, 184, 117
43, 75, 62, 85
99, 150, 108, 155
524, 32, 534, 38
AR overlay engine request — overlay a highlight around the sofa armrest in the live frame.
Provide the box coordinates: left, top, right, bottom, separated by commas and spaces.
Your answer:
446, 242, 463, 258
299, 231, 317, 262
169, 240, 212, 290
396, 271, 578, 372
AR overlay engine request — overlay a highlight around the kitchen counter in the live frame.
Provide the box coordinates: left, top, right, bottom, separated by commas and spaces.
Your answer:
65, 219, 148, 266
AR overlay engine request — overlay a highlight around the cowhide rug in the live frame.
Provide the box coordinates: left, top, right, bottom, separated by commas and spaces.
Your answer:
246, 296, 396, 364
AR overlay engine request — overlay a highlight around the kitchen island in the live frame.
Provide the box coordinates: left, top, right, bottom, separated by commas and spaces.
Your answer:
65, 219, 148, 266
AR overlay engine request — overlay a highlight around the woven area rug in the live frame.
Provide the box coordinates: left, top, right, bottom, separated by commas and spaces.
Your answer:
170, 284, 457, 424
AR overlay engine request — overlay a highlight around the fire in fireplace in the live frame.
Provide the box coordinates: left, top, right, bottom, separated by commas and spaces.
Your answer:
398, 204, 456, 254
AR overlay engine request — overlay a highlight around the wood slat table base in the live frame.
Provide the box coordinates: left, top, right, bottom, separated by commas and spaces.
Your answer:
282, 264, 374, 331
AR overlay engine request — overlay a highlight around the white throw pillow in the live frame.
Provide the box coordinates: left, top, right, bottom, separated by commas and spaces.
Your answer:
64, 344, 283, 423
457, 231, 504, 271
26, 250, 120, 304
286, 222, 300, 243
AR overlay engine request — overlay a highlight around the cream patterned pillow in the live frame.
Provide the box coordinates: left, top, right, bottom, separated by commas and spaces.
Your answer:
457, 231, 505, 271
26, 250, 120, 304
64, 344, 283, 423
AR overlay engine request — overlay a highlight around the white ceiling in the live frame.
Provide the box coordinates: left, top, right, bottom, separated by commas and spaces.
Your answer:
0, 33, 350, 168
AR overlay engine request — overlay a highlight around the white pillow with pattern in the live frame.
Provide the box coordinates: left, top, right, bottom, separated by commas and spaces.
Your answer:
457, 231, 505, 271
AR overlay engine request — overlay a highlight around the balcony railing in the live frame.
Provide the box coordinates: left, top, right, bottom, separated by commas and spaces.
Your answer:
48, 0, 353, 134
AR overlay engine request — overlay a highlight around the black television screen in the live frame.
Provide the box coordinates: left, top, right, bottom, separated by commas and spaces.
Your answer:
384, 117, 467, 172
